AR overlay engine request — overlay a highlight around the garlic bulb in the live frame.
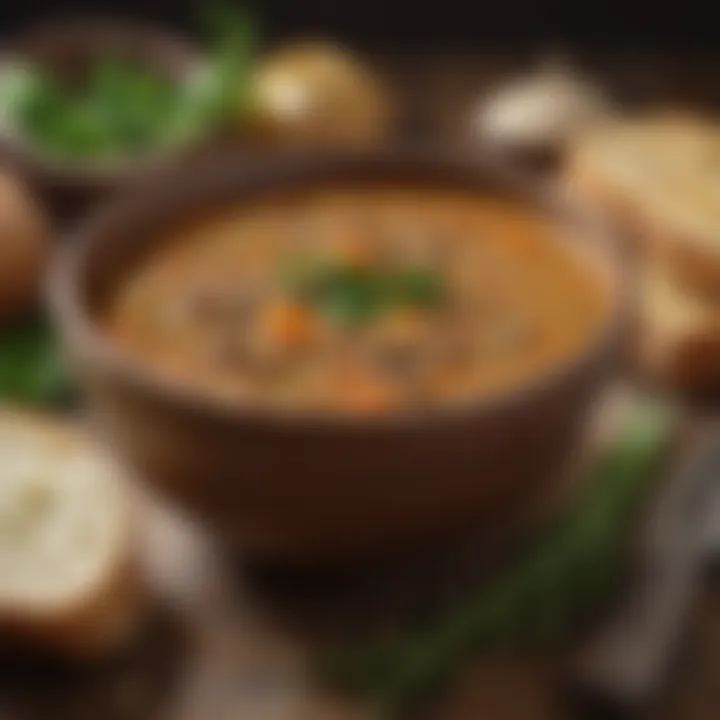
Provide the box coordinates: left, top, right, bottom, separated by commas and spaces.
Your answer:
472, 60, 612, 153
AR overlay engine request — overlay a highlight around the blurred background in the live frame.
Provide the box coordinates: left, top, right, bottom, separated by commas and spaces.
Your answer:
3, 0, 720, 48
1, 3, 720, 720
6, 0, 720, 143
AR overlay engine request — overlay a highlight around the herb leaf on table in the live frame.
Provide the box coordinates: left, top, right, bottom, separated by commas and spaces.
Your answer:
0, 320, 75, 408
321, 400, 676, 718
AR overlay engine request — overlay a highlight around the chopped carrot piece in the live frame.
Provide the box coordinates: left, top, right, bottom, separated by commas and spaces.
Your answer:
261, 300, 317, 349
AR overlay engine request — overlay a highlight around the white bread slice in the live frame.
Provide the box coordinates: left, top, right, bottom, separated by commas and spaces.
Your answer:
565, 112, 720, 297
0, 409, 140, 657
638, 265, 720, 388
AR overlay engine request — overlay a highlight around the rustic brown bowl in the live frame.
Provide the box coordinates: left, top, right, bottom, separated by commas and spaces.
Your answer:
0, 19, 203, 218
48, 149, 628, 564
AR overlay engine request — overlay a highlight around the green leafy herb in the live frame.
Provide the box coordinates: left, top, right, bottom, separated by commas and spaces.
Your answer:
12, 59, 185, 161
0, 320, 75, 408
199, 1, 257, 123
282, 259, 446, 327
1, 4, 256, 162
389, 268, 446, 308
321, 400, 675, 718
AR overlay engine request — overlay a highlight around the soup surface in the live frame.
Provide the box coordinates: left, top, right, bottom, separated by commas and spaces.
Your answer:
105, 185, 609, 415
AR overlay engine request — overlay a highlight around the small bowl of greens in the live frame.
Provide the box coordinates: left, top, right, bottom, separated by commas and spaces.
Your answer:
0, 14, 254, 209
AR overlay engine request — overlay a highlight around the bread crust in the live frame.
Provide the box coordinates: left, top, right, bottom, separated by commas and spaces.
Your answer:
564, 113, 720, 300
564, 114, 720, 388
639, 313, 720, 388
0, 409, 142, 658
0, 544, 140, 657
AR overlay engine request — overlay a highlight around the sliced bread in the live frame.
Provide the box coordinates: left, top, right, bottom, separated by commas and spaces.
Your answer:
638, 265, 720, 388
0, 409, 140, 657
565, 112, 720, 297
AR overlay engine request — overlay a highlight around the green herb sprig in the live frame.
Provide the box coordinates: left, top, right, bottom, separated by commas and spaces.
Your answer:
198, 1, 258, 123
0, 320, 75, 408
322, 401, 675, 718
283, 258, 446, 327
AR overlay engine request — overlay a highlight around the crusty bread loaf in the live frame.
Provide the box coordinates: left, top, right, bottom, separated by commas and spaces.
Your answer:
638, 264, 720, 388
565, 112, 720, 298
0, 409, 140, 657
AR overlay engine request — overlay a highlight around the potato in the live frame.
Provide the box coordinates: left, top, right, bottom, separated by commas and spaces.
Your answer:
0, 170, 50, 323
247, 41, 391, 148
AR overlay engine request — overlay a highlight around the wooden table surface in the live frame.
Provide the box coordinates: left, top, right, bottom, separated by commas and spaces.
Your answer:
3, 52, 720, 720
2, 482, 720, 720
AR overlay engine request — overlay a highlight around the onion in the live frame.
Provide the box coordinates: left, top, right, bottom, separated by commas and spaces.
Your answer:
247, 41, 391, 148
471, 59, 612, 154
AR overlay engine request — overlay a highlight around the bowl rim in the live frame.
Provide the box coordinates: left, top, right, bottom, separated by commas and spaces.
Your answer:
0, 17, 204, 190
48, 145, 630, 433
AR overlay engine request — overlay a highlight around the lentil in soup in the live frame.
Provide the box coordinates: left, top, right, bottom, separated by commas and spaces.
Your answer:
105, 186, 609, 414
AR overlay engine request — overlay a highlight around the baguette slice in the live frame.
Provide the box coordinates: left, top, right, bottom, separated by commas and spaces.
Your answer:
0, 410, 140, 657
565, 112, 720, 297
639, 265, 720, 388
